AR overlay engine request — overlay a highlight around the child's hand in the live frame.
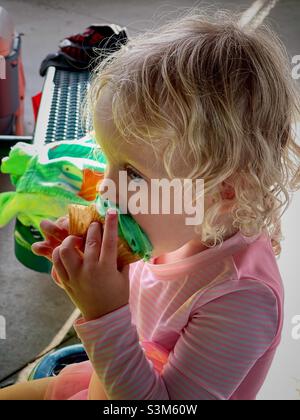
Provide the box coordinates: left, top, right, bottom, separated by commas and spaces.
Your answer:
31, 216, 74, 285
32, 216, 70, 259
51, 209, 130, 321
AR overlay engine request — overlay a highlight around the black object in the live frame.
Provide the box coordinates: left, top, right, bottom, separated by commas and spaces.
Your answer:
39, 24, 129, 76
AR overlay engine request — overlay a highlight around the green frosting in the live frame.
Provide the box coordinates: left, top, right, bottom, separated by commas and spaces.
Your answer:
95, 194, 153, 262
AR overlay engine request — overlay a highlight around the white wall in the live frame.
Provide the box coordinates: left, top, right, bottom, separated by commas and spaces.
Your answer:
257, 123, 300, 400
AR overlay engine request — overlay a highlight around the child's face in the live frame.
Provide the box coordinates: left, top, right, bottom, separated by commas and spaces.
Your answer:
94, 87, 210, 258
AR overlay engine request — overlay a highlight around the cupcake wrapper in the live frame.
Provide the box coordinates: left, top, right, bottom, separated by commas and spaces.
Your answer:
68, 204, 141, 270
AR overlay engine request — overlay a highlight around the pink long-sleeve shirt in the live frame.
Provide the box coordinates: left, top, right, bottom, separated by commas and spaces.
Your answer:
74, 228, 284, 400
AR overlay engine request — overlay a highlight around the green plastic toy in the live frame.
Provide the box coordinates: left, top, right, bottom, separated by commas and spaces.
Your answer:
0, 133, 106, 234
0, 133, 153, 270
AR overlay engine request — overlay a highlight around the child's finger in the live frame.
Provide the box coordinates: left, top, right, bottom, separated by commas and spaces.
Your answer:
58, 236, 84, 279
52, 247, 70, 284
31, 242, 54, 260
84, 222, 102, 262
32, 238, 60, 253
99, 209, 118, 269
56, 216, 69, 231
51, 266, 65, 289
40, 219, 69, 242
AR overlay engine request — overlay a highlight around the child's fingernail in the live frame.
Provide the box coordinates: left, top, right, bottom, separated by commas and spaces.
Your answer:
107, 209, 117, 218
90, 222, 99, 229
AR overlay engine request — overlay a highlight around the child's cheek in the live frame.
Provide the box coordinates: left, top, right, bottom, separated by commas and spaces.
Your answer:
130, 213, 156, 239
129, 213, 163, 255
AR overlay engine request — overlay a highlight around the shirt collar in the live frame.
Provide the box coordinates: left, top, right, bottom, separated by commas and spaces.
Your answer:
144, 229, 263, 281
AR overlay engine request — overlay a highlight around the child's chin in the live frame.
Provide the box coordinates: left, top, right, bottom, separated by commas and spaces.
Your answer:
150, 248, 163, 259
151, 246, 173, 259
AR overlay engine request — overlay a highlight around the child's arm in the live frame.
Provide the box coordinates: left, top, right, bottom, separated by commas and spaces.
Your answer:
88, 372, 109, 400
0, 378, 54, 400
73, 280, 278, 400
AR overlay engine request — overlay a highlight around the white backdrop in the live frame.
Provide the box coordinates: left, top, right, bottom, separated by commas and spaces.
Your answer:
257, 123, 300, 400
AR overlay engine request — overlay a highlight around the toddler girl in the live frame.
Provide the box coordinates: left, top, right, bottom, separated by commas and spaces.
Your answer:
1, 8, 300, 400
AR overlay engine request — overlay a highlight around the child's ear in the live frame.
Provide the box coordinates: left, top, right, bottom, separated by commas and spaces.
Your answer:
220, 181, 235, 200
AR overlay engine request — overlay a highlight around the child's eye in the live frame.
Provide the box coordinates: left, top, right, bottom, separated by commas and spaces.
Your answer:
126, 166, 143, 182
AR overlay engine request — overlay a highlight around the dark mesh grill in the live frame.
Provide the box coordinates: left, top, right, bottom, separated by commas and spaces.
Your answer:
44, 70, 90, 143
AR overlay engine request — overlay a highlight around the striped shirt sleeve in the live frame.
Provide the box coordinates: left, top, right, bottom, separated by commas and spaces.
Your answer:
73, 281, 278, 400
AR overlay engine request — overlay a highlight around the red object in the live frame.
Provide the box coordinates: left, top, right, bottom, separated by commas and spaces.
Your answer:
32, 91, 42, 121
59, 26, 106, 63
66, 26, 105, 46
15, 52, 26, 135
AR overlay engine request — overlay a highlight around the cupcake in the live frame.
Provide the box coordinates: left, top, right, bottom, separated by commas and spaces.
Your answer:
68, 195, 153, 270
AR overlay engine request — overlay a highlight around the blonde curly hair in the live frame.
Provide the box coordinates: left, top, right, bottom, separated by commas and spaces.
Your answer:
82, 8, 300, 258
